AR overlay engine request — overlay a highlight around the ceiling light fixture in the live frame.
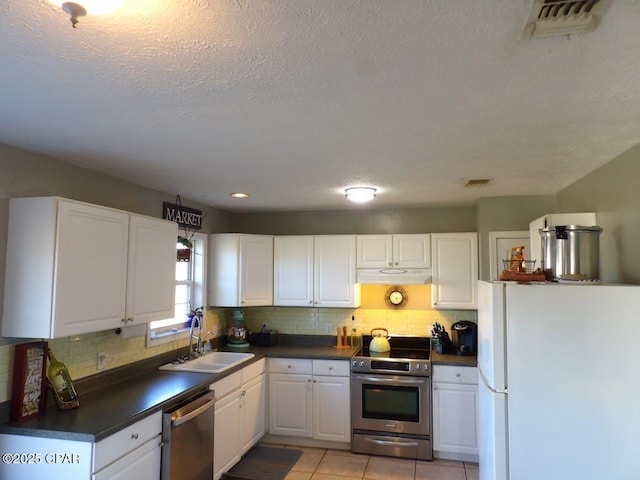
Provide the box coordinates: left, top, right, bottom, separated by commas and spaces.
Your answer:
345, 187, 377, 203
48, 0, 123, 28
465, 179, 490, 187
230, 192, 250, 199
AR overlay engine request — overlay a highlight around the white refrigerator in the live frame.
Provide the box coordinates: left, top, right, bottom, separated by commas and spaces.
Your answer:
478, 280, 640, 480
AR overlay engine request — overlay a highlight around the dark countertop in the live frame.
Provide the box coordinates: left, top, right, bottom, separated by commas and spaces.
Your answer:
0, 341, 473, 443
431, 351, 477, 367
0, 343, 358, 443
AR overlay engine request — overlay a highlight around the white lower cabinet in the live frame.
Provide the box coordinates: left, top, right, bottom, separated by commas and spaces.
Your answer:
93, 437, 161, 480
432, 365, 479, 461
211, 359, 266, 480
268, 358, 350, 444
0, 411, 162, 480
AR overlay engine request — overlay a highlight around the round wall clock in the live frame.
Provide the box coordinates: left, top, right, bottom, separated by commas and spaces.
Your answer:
385, 286, 408, 308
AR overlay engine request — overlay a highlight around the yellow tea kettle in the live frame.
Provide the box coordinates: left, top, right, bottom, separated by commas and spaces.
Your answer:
369, 328, 391, 352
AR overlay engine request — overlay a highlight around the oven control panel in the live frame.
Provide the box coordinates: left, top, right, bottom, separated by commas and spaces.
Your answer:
351, 359, 430, 376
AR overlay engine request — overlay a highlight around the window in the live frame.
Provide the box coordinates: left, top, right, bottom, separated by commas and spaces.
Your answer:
146, 232, 207, 347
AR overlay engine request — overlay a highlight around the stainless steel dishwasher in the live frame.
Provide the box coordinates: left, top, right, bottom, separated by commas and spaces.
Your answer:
161, 389, 215, 480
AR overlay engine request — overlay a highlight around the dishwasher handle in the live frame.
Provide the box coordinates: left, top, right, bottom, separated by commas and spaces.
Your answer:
171, 393, 215, 428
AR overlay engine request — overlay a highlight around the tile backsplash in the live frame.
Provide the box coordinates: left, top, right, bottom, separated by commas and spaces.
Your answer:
0, 285, 476, 404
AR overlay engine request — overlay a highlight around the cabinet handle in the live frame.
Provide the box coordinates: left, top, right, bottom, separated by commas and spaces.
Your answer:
456, 373, 461, 377
329, 367, 333, 371
433, 386, 438, 390
313, 380, 316, 383
131, 433, 139, 440
241, 390, 246, 397
309, 301, 313, 304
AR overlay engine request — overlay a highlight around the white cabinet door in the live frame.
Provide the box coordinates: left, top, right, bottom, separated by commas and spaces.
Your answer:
393, 234, 431, 268
356, 235, 393, 268
273, 236, 314, 306
314, 235, 360, 308
126, 214, 177, 325
240, 373, 266, 454
312, 375, 350, 442
431, 233, 478, 310
432, 365, 479, 458
240, 235, 274, 306
268, 373, 312, 437
214, 391, 242, 480
432, 382, 479, 456
92, 437, 161, 480
209, 234, 273, 307
54, 200, 130, 336
2, 197, 130, 338
357, 234, 430, 268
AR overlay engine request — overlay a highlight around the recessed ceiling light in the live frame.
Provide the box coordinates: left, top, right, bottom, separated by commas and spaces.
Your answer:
465, 179, 490, 187
345, 187, 377, 203
230, 192, 250, 199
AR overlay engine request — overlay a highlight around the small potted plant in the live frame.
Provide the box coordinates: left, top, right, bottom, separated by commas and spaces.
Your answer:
177, 236, 193, 262
187, 306, 204, 327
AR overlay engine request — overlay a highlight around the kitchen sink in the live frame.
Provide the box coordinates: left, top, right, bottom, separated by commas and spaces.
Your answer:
159, 351, 255, 374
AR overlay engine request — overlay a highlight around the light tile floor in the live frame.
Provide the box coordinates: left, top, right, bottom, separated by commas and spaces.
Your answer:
259, 443, 479, 480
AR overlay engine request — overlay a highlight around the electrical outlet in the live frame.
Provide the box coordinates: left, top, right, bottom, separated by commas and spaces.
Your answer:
325, 324, 332, 335
97, 352, 107, 370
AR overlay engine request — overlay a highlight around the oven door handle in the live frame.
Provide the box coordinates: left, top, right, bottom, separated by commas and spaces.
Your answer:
364, 437, 420, 448
355, 375, 427, 385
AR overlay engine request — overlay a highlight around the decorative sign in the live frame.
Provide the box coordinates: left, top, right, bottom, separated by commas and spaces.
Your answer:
11, 341, 48, 422
163, 201, 203, 230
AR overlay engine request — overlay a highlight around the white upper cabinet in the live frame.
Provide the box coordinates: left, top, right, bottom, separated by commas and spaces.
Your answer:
357, 234, 431, 268
273, 236, 314, 306
274, 235, 360, 308
1, 197, 177, 339
314, 236, 359, 307
431, 232, 478, 310
209, 234, 274, 307
126, 214, 178, 324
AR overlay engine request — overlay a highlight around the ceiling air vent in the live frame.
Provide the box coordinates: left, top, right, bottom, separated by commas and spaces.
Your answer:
521, 0, 612, 39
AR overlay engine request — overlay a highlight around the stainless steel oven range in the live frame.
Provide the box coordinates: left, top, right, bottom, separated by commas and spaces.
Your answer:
351, 334, 432, 461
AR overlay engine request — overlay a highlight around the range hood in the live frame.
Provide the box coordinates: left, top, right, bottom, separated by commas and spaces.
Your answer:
357, 268, 432, 285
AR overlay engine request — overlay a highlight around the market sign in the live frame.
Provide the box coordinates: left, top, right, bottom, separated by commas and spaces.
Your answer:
163, 202, 203, 230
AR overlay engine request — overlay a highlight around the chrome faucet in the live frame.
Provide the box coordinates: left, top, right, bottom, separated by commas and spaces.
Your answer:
189, 314, 203, 358
189, 313, 215, 358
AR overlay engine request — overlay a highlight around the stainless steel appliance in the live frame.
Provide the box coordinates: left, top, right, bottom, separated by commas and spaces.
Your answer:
540, 224, 602, 281
351, 335, 432, 461
161, 389, 215, 480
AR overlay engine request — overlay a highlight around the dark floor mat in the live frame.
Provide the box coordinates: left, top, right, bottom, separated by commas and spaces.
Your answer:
221, 446, 303, 480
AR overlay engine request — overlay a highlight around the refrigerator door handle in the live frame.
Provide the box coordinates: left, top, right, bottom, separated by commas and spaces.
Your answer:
480, 367, 507, 394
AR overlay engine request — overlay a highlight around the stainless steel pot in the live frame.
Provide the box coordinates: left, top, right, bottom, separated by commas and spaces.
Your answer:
540, 225, 602, 281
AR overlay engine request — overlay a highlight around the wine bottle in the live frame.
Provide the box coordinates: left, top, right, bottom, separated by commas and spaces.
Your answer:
47, 349, 78, 402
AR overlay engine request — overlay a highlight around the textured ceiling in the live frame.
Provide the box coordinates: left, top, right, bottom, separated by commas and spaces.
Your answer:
1, 0, 640, 211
